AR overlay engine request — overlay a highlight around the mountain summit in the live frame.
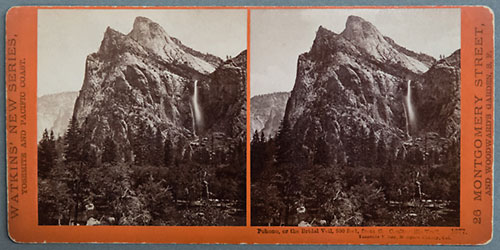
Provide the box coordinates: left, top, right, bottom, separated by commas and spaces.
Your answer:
342, 15, 385, 44
282, 15, 459, 168
72, 17, 246, 163
310, 16, 431, 76
98, 16, 220, 74
128, 16, 173, 46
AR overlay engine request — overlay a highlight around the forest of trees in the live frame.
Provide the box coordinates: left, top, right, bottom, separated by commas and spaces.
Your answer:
251, 119, 460, 226
38, 117, 245, 226
39, 114, 458, 227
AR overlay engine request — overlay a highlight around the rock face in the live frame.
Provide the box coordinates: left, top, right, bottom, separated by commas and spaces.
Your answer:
414, 50, 461, 139
37, 91, 78, 141
250, 92, 290, 138
199, 50, 247, 139
283, 15, 459, 164
72, 16, 245, 161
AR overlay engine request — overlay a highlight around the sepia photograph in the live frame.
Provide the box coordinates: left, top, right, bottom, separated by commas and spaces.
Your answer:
4, 4, 495, 245
250, 9, 461, 227
37, 9, 247, 226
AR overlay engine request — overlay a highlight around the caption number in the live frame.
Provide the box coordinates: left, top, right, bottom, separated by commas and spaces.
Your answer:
473, 210, 481, 224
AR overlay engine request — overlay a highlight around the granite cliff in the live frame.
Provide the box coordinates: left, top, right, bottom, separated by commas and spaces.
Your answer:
72, 16, 246, 162
282, 15, 460, 164
250, 92, 290, 138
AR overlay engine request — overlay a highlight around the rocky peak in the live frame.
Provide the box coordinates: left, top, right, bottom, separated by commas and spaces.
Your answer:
72, 17, 233, 161
104, 26, 123, 39
439, 49, 460, 67
309, 26, 340, 59
341, 15, 386, 46
227, 50, 247, 68
132, 16, 166, 35
316, 25, 337, 38
98, 27, 127, 55
282, 15, 460, 166
97, 26, 148, 62
128, 16, 176, 55
130, 16, 169, 39
95, 16, 220, 75
337, 16, 429, 74
306, 16, 430, 76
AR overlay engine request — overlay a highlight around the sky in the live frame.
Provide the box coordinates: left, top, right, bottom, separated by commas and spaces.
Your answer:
250, 8, 461, 96
37, 9, 247, 96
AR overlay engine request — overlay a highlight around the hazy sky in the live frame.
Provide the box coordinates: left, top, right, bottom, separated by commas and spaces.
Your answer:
38, 9, 247, 96
250, 8, 461, 96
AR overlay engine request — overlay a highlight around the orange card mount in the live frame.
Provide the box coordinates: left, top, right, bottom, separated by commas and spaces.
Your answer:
5, 6, 494, 244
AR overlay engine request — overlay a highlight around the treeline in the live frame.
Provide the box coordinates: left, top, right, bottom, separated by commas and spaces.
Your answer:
38, 117, 245, 226
251, 119, 460, 226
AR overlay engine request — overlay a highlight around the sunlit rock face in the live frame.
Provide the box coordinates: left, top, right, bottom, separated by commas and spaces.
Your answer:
72, 16, 246, 161
282, 15, 459, 164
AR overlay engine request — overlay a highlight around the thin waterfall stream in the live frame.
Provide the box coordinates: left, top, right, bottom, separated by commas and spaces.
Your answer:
404, 80, 416, 136
191, 80, 203, 135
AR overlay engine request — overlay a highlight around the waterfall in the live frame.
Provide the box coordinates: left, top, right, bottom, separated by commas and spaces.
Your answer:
191, 80, 203, 135
190, 104, 196, 136
403, 102, 409, 137
405, 80, 416, 136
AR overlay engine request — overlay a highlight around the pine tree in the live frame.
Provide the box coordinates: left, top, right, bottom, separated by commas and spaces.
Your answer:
275, 119, 293, 165
38, 129, 56, 178
251, 130, 264, 178
313, 136, 331, 166
102, 136, 117, 164
260, 130, 266, 143
251, 130, 261, 145
81, 143, 98, 168
132, 121, 148, 166
64, 116, 82, 163
49, 130, 56, 151
273, 118, 300, 225
63, 116, 89, 224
